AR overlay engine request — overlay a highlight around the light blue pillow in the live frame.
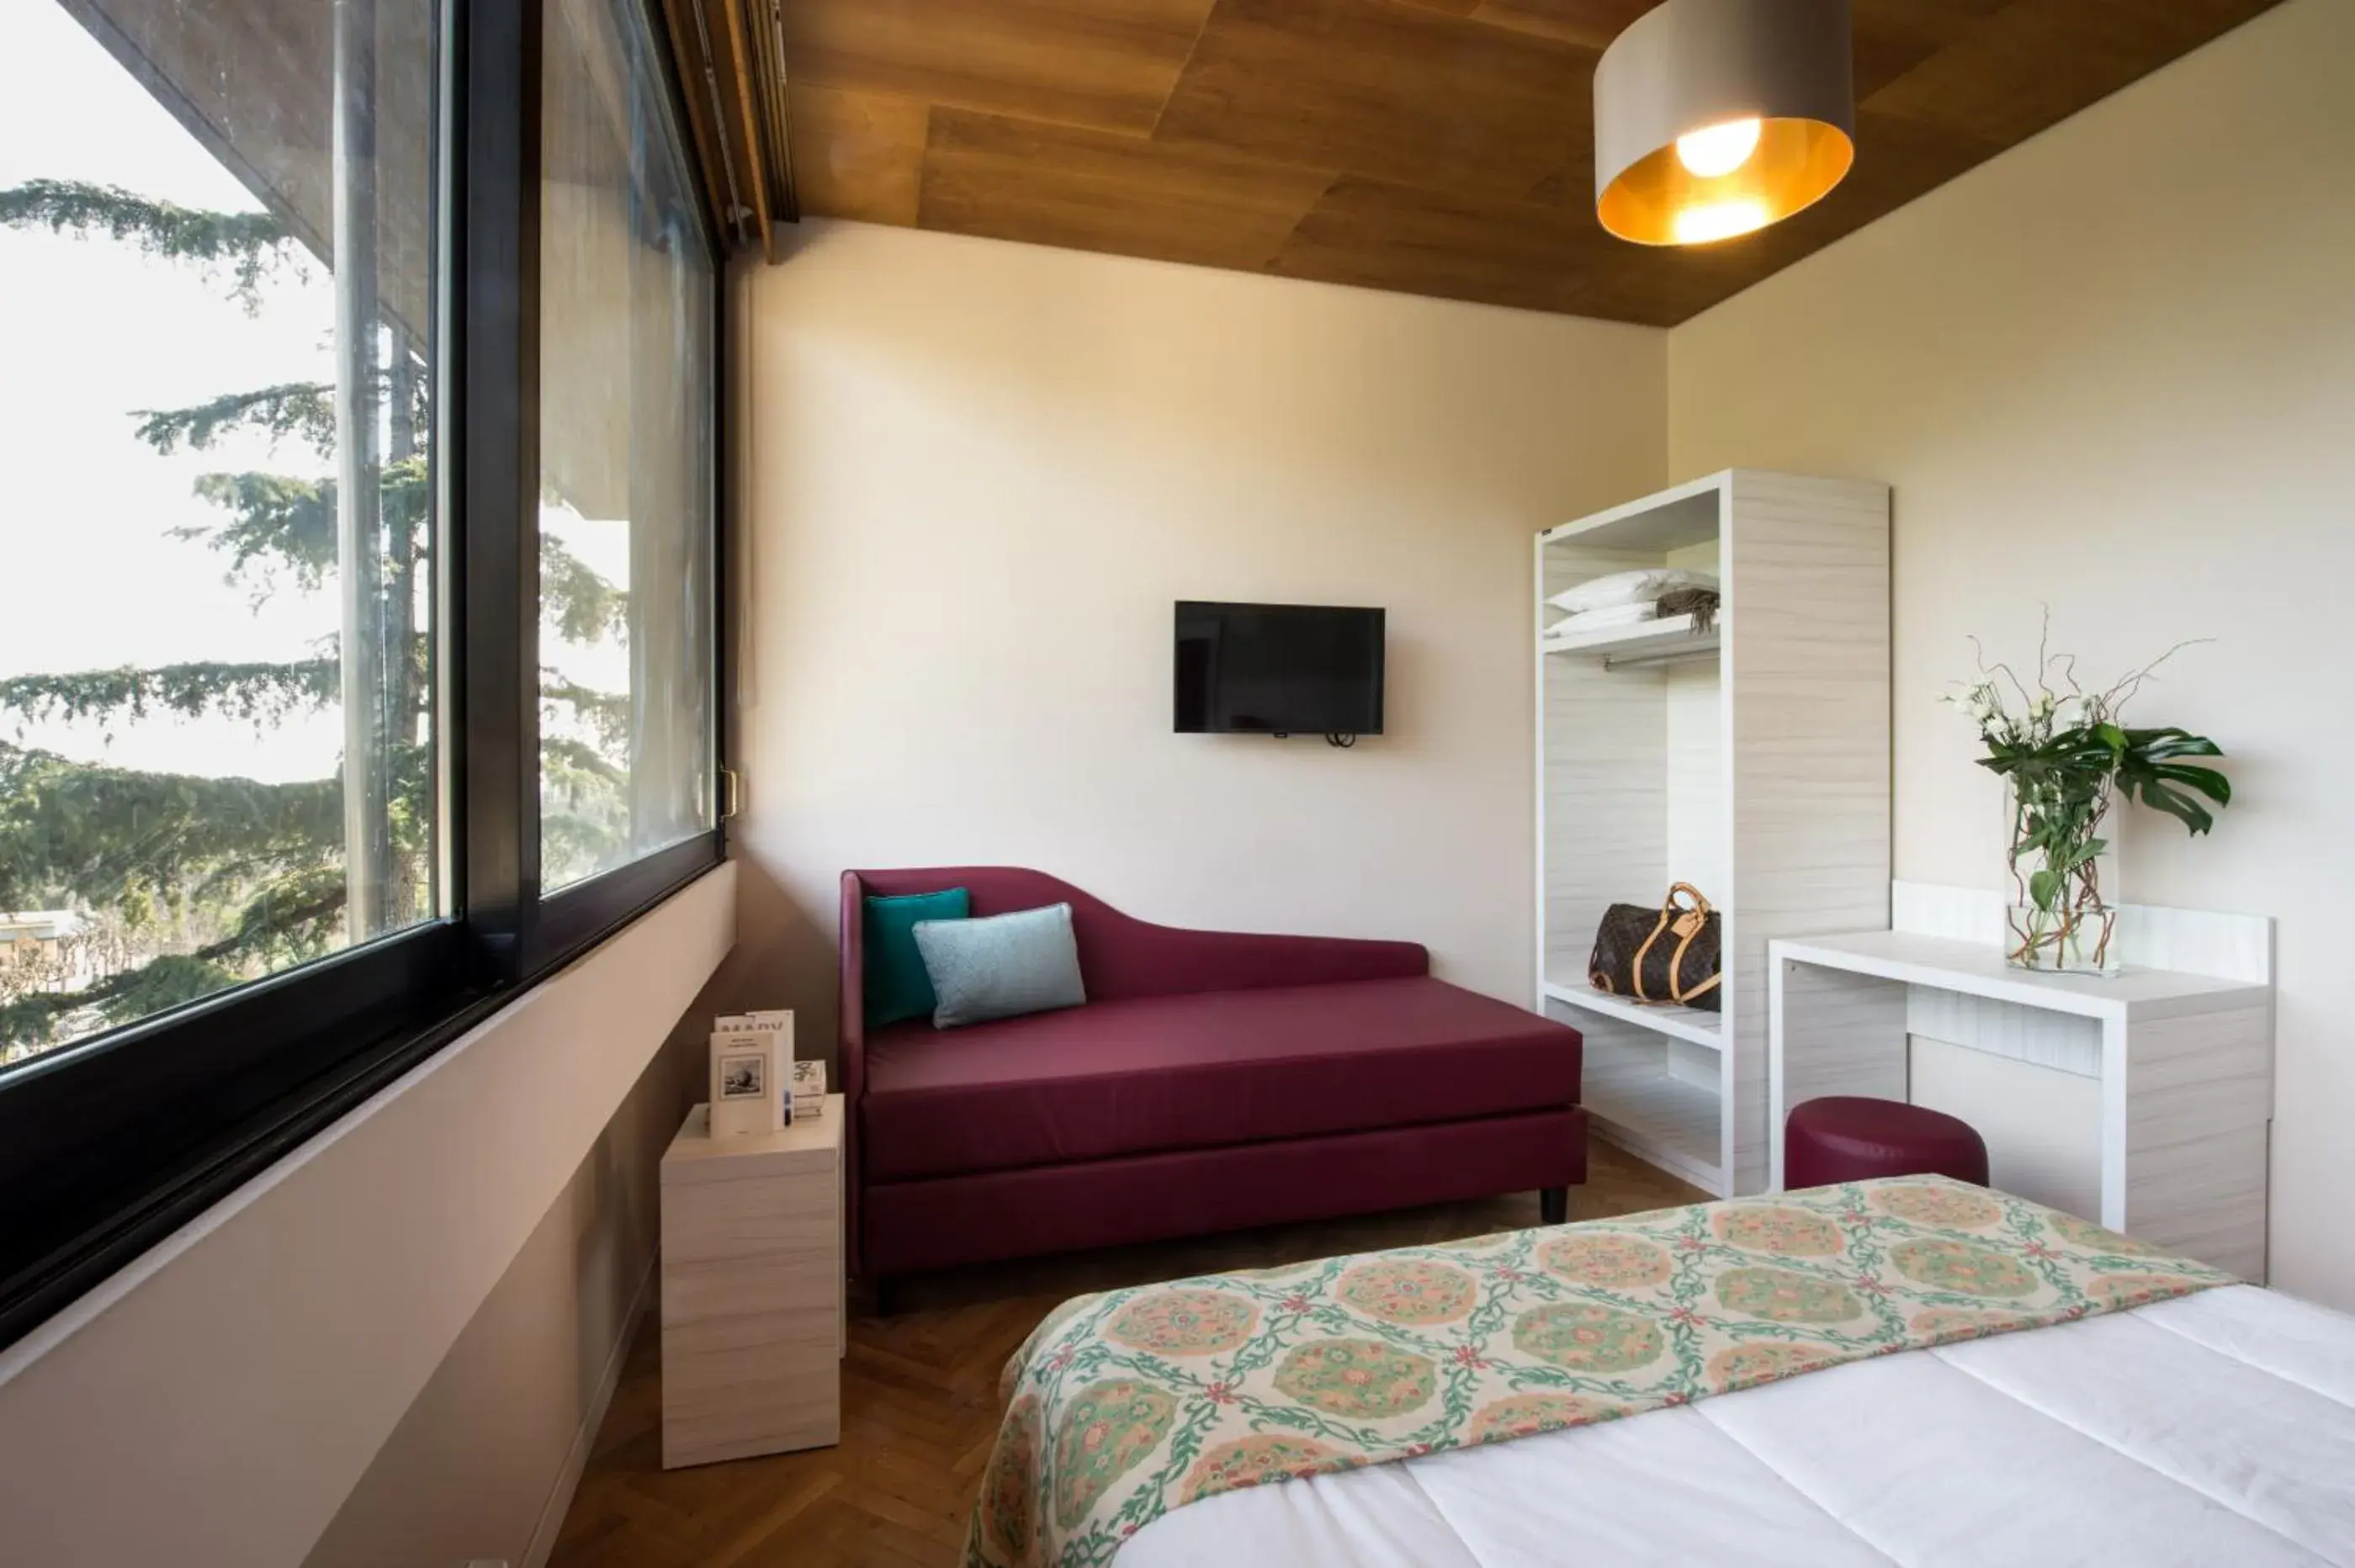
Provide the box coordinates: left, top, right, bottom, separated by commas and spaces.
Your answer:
911, 903, 1087, 1029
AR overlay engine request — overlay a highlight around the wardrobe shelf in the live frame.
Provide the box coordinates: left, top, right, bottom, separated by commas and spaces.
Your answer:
1580, 1037, 1725, 1194
1542, 980, 1725, 1050
1539, 612, 1721, 668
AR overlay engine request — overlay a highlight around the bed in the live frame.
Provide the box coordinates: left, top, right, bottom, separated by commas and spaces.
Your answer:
966, 1179, 2355, 1568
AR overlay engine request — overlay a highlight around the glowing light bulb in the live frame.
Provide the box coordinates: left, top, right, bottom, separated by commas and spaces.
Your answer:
1671, 198, 1770, 245
1675, 117, 1762, 178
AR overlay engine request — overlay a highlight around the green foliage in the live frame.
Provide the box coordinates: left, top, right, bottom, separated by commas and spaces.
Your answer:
218, 863, 347, 966
183, 471, 337, 592
1976, 723, 2120, 914
0, 178, 304, 310
95, 953, 242, 1025
1, 177, 643, 1054
0, 988, 95, 1047
541, 535, 631, 644
541, 737, 630, 887
176, 458, 426, 604
2111, 726, 2231, 837
1950, 628, 2232, 923
0, 741, 350, 1049
540, 673, 631, 753
540, 735, 626, 788
0, 659, 339, 735
0, 899, 338, 1046
135, 381, 337, 457
0, 741, 342, 912
0, 179, 377, 1050
1976, 722, 2233, 905
131, 370, 427, 463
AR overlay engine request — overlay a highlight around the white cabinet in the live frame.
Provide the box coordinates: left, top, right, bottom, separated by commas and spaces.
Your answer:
1536, 469, 1890, 1196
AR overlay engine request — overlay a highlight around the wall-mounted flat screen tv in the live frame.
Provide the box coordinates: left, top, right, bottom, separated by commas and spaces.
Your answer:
1174, 601, 1385, 737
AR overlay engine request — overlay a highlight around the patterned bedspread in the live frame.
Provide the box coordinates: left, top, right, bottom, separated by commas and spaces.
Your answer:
964, 1178, 2235, 1568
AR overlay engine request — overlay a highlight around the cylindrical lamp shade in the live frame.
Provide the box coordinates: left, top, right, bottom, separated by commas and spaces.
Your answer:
1594, 0, 1854, 246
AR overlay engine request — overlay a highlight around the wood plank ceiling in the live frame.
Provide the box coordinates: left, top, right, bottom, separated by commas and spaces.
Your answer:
761, 0, 2281, 326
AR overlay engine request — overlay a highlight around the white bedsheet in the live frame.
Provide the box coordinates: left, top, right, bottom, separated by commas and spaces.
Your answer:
1118, 1285, 2355, 1567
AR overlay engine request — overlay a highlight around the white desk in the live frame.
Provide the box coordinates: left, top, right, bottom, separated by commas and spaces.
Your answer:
1769, 914, 2273, 1281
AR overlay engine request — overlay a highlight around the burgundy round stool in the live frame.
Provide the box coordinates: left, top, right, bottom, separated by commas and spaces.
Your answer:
1784, 1096, 1989, 1188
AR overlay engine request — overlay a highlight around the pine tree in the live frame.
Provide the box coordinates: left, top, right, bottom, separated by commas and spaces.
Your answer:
0, 180, 630, 1052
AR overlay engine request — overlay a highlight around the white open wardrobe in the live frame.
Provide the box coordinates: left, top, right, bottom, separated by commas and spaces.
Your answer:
1536, 469, 1891, 1196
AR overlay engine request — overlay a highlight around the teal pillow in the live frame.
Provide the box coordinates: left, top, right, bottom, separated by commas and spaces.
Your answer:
912, 903, 1087, 1029
863, 887, 969, 1028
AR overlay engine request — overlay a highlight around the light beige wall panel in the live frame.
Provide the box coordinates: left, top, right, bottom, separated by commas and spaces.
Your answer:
1668, 0, 2352, 1306
1721, 472, 1893, 1193
733, 219, 1668, 1046
301, 1031, 692, 1568
2119, 1003, 2276, 1283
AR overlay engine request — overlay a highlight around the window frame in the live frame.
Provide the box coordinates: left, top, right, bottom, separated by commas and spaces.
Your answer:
521, 0, 728, 951
0, 0, 730, 1354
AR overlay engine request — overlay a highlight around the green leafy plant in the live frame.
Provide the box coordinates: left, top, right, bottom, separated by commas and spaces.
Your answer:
1944, 622, 2231, 972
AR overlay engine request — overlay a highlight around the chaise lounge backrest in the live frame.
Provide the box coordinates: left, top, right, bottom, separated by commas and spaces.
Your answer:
836, 866, 1429, 1274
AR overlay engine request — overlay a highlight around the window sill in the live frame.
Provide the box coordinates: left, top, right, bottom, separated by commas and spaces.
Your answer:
0, 843, 728, 1356
0, 859, 735, 1567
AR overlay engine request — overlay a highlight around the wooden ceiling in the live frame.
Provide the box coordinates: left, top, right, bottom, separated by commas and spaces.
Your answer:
771, 0, 2281, 326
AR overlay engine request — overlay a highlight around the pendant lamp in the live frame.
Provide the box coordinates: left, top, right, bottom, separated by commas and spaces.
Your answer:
1594, 0, 1855, 246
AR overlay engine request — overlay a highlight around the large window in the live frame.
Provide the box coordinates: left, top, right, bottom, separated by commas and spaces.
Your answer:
539, 0, 718, 892
0, 0, 724, 1351
0, 0, 439, 1064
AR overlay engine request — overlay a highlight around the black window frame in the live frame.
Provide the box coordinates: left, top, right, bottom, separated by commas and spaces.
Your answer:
0, 0, 730, 1355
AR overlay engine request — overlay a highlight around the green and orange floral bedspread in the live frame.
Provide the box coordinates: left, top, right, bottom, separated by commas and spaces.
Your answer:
965, 1177, 2235, 1568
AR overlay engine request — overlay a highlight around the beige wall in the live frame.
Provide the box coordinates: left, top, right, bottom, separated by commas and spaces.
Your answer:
1668, 0, 2355, 1307
728, 220, 1667, 1052
300, 1006, 704, 1568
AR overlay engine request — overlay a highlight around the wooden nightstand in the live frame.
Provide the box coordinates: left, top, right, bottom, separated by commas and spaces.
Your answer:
659, 1094, 845, 1469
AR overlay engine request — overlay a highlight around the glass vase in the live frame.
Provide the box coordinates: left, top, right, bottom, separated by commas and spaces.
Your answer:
2001, 780, 2122, 976
2004, 902, 2120, 975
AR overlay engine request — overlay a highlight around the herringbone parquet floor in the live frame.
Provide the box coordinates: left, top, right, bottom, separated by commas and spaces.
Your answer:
548, 1144, 1705, 1568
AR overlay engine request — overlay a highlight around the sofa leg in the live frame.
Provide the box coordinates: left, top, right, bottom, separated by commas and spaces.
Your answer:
1539, 1186, 1568, 1226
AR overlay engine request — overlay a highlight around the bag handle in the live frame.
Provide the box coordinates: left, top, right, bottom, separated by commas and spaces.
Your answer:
1664, 883, 1719, 1004
1632, 885, 1713, 1002
1668, 946, 1721, 1003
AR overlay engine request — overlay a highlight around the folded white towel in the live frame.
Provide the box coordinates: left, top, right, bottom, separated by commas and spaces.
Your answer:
1547, 568, 1719, 616
1549, 601, 1662, 635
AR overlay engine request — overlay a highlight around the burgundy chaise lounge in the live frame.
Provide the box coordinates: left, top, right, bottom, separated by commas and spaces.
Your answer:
840, 867, 1587, 1283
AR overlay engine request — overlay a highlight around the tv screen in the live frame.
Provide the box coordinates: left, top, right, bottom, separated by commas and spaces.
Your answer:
1174, 601, 1385, 736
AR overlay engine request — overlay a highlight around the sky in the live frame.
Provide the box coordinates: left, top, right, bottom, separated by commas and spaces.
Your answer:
0, 0, 352, 782
0, 0, 634, 790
